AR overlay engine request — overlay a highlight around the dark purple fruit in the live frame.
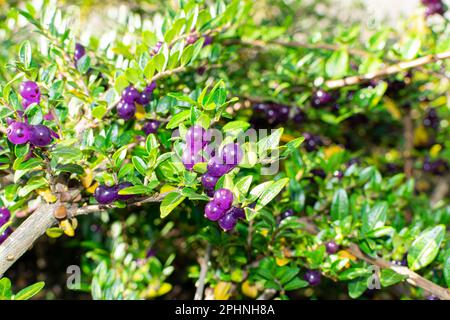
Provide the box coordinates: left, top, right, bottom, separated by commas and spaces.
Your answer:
7, 122, 31, 145
218, 212, 237, 231
304, 270, 321, 286
94, 185, 118, 204
0, 207, 11, 226
204, 201, 225, 221
213, 188, 233, 210
29, 125, 53, 147
325, 241, 339, 254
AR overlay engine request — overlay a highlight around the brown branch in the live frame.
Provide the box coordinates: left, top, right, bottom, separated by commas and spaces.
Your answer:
194, 243, 212, 300
296, 218, 450, 300
0, 193, 168, 277
403, 108, 414, 178
325, 50, 450, 89
346, 243, 450, 300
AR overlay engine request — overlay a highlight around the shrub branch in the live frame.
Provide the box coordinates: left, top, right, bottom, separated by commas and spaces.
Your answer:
0, 193, 167, 277
325, 51, 450, 89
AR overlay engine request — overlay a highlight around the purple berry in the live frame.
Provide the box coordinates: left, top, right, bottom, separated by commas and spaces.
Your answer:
203, 35, 213, 47
304, 270, 321, 286
280, 209, 294, 220
205, 188, 215, 197
22, 96, 40, 109
201, 173, 219, 189
312, 89, 334, 107
117, 100, 136, 120
152, 41, 163, 55
19, 81, 40, 100
186, 125, 208, 153
122, 86, 140, 103
311, 168, 326, 179
0, 227, 12, 245
94, 185, 118, 204
292, 108, 306, 124
204, 201, 225, 221
186, 34, 198, 44
7, 121, 31, 145
426, 295, 440, 300
146, 248, 156, 258
117, 182, 134, 201
74, 43, 86, 62
144, 81, 157, 93
143, 120, 160, 135
0, 207, 11, 226
29, 125, 53, 147
218, 212, 238, 231
220, 143, 243, 166
213, 188, 233, 210
333, 170, 344, 179
137, 90, 151, 105
228, 207, 245, 220
207, 157, 231, 177
43, 113, 54, 121
182, 151, 205, 171
325, 241, 339, 254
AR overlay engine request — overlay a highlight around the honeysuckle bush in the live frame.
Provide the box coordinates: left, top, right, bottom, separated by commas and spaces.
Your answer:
0, 0, 449, 300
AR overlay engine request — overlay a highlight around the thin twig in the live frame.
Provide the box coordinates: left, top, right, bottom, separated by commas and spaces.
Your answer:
325, 50, 450, 89
194, 243, 212, 300
403, 108, 414, 178
297, 217, 450, 300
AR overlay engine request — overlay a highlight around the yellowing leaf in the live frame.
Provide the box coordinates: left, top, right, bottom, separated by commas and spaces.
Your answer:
86, 181, 98, 194
276, 257, 290, 266
160, 184, 177, 194
414, 126, 429, 147
338, 250, 357, 268
383, 97, 401, 120
135, 103, 146, 120
241, 280, 258, 299
37, 188, 57, 203
430, 144, 442, 158
324, 145, 344, 160
145, 282, 172, 298
60, 219, 75, 237
214, 282, 232, 300
81, 168, 93, 189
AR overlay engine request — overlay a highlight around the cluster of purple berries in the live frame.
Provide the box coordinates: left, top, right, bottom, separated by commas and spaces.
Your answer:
94, 182, 133, 205
202, 143, 243, 196
423, 108, 439, 130
117, 82, 156, 120
303, 132, 323, 152
421, 0, 446, 16
181, 126, 243, 194
7, 121, 55, 147
423, 158, 448, 175
0, 207, 12, 245
251, 103, 306, 128
204, 188, 245, 231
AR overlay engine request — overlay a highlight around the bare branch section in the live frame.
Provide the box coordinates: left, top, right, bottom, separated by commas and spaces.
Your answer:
325, 51, 450, 89
346, 244, 450, 300
194, 243, 212, 300
0, 193, 167, 277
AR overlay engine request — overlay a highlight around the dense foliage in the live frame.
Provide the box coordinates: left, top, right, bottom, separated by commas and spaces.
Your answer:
0, 0, 449, 300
